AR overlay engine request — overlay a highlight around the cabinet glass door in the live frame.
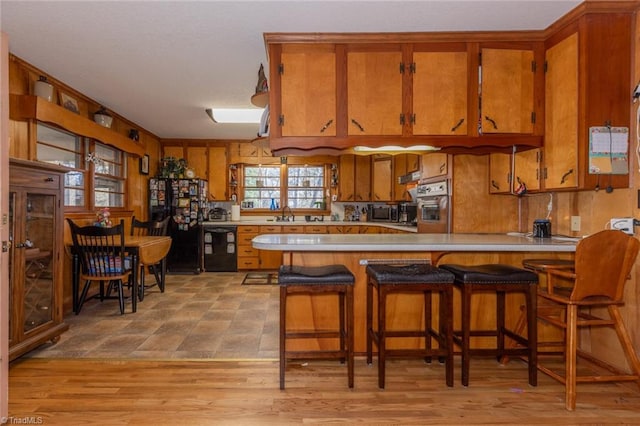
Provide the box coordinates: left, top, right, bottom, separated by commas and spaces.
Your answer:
23, 192, 55, 332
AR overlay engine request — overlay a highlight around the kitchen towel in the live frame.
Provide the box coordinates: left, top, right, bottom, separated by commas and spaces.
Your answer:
231, 205, 241, 221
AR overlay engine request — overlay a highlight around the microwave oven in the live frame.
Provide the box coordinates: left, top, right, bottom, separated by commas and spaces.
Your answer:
367, 204, 398, 223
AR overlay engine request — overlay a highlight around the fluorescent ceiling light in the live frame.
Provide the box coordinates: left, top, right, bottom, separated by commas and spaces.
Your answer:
353, 145, 441, 153
205, 108, 264, 124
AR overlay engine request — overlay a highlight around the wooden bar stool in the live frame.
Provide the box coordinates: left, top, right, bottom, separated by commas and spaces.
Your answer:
500, 258, 574, 364
278, 264, 355, 390
438, 264, 539, 387
366, 263, 455, 388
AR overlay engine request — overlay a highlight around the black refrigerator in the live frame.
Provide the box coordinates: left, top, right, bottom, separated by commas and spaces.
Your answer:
149, 178, 208, 273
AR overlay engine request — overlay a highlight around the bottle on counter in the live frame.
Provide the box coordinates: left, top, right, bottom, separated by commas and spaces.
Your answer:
270, 198, 276, 210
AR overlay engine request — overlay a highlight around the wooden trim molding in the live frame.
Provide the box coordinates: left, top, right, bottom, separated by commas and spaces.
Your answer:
10, 94, 145, 157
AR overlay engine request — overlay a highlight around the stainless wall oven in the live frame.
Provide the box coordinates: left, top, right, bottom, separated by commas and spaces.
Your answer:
416, 180, 450, 233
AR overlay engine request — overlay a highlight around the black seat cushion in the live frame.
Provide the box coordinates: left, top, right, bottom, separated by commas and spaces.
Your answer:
366, 263, 455, 283
278, 264, 355, 285
439, 264, 538, 284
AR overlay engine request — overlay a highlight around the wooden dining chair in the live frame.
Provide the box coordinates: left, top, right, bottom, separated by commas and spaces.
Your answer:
536, 229, 640, 410
67, 219, 133, 315
131, 216, 170, 299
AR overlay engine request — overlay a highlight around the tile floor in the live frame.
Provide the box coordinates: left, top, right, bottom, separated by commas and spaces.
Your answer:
27, 272, 281, 360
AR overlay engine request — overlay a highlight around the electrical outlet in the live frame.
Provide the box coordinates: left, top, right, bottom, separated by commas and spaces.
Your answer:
610, 218, 634, 235
570, 216, 581, 232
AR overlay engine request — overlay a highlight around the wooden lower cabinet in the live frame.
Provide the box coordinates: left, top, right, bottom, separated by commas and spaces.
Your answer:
237, 226, 260, 270
258, 226, 283, 270
9, 159, 69, 360
237, 224, 286, 270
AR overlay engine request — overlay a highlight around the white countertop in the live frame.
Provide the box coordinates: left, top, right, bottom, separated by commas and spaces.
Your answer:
252, 233, 579, 252
202, 220, 418, 232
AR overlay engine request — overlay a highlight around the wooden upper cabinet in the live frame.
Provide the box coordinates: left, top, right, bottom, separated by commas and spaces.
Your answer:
421, 152, 448, 180
279, 44, 336, 137
338, 154, 356, 201
393, 153, 420, 201
488, 149, 541, 194
488, 153, 512, 194
163, 146, 184, 160
347, 49, 403, 136
543, 33, 578, 190
541, 12, 631, 191
186, 146, 207, 179
371, 155, 392, 201
514, 149, 541, 192
480, 48, 535, 134
207, 146, 227, 201
412, 49, 468, 135
354, 155, 372, 201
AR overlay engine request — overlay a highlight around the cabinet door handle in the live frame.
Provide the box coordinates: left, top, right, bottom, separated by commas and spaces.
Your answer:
491, 180, 500, 190
439, 163, 446, 173
560, 169, 574, 185
320, 119, 334, 133
451, 118, 464, 132
45, 177, 54, 182
484, 116, 498, 130
350, 119, 364, 132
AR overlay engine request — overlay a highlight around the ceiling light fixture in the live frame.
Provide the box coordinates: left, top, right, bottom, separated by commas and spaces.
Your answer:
353, 145, 441, 153
205, 108, 264, 124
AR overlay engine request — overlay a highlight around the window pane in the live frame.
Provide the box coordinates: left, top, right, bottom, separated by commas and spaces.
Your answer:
93, 142, 125, 208
94, 142, 123, 176
287, 166, 325, 209
64, 188, 85, 207
95, 176, 124, 207
36, 122, 87, 207
243, 166, 281, 208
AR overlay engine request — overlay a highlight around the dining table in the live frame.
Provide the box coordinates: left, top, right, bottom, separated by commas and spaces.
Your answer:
68, 235, 171, 313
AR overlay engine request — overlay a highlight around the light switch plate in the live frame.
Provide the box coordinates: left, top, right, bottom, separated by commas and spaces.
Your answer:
570, 216, 581, 232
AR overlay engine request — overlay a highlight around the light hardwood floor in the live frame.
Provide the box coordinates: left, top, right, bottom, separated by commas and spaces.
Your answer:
8, 273, 640, 424
9, 357, 640, 425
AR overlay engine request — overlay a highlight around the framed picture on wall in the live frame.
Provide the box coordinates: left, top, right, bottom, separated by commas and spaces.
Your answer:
59, 92, 79, 113
140, 154, 149, 175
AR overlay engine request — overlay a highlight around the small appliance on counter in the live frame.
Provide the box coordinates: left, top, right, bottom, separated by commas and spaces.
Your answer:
532, 219, 552, 238
208, 207, 228, 222
367, 204, 399, 223
397, 202, 418, 226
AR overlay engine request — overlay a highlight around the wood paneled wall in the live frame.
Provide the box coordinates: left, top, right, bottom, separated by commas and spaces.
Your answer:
8, 56, 163, 313
7, 55, 162, 223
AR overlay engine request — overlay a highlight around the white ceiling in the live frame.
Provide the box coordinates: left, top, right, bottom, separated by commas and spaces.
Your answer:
1, 0, 581, 141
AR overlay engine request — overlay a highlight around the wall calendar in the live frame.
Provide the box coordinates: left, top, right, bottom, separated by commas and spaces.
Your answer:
588, 126, 629, 175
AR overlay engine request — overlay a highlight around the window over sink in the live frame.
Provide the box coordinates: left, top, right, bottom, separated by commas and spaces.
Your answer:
240, 163, 328, 211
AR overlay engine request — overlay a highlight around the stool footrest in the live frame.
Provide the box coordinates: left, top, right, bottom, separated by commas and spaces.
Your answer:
284, 350, 348, 360
286, 330, 343, 339
377, 329, 444, 339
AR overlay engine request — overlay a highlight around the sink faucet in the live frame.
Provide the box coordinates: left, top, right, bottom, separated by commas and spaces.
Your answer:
281, 206, 294, 222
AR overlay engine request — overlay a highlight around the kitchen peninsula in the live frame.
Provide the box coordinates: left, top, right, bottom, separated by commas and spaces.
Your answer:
253, 233, 577, 352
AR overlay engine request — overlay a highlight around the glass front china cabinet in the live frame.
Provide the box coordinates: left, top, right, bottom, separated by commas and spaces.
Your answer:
9, 158, 68, 360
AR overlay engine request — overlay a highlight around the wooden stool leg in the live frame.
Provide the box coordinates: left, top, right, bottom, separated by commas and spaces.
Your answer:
347, 285, 354, 388
526, 284, 537, 386
461, 284, 472, 387
565, 304, 578, 410
496, 291, 506, 361
378, 286, 387, 389
339, 292, 346, 364
366, 277, 374, 365
279, 286, 287, 390
443, 287, 454, 387
424, 290, 433, 363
